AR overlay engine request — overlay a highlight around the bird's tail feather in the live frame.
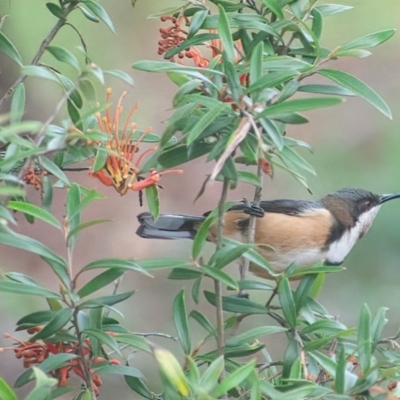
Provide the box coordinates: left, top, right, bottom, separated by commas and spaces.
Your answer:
136, 212, 205, 240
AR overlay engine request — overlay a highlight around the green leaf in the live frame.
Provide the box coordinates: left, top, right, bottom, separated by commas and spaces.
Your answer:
238, 280, 274, 291
358, 303, 372, 372
204, 291, 268, 314
189, 310, 215, 336
24, 368, 57, 400
226, 326, 286, 346
81, 258, 152, 277
78, 5, 100, 23
81, 0, 115, 33
66, 183, 81, 249
10, 83, 25, 124
223, 53, 242, 101
168, 267, 203, 280
31, 308, 73, 340
339, 29, 395, 51
83, 328, 122, 356
137, 258, 194, 270
218, 5, 235, 62
95, 364, 144, 378
78, 268, 125, 298
187, 103, 228, 144
79, 291, 135, 309
0, 375, 18, 400
201, 265, 238, 290
93, 147, 107, 172
336, 49, 372, 58
0, 30, 22, 65
46, 2, 65, 19
192, 202, 235, 259
318, 68, 392, 119
258, 97, 342, 118
39, 157, 70, 185
212, 360, 255, 397
212, 242, 253, 269
0, 224, 66, 267
46, 45, 80, 71
188, 9, 209, 38
199, 355, 224, 392
67, 218, 111, 246
311, 8, 323, 40
125, 376, 153, 400
298, 84, 355, 97
158, 142, 215, 168
21, 65, 58, 83
15, 354, 78, 388
278, 277, 297, 328
17, 310, 56, 327
67, 99, 82, 131
8, 200, 61, 229
173, 290, 191, 355
261, 0, 284, 19
249, 41, 263, 91
248, 71, 299, 93
145, 185, 160, 221
371, 307, 388, 345
115, 334, 151, 353
104, 69, 134, 85
316, 4, 353, 16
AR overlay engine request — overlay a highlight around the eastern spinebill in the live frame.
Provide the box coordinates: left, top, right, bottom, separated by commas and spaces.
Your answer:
136, 188, 400, 279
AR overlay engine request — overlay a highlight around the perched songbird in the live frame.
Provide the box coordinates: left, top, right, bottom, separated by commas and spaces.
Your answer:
136, 188, 400, 279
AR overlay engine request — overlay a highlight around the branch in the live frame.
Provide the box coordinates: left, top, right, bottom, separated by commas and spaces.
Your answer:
215, 177, 230, 359
0, 3, 77, 106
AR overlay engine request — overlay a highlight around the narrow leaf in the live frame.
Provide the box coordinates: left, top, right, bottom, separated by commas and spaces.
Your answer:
173, 290, 191, 355
31, 308, 73, 340
318, 68, 391, 118
218, 5, 235, 62
8, 200, 61, 229
258, 97, 342, 118
204, 291, 268, 314
278, 277, 297, 328
0, 30, 22, 65
78, 268, 125, 298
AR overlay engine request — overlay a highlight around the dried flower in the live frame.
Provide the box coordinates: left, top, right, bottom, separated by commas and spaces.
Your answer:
22, 165, 47, 190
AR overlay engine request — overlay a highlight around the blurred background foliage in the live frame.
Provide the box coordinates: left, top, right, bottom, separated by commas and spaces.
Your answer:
0, 0, 400, 398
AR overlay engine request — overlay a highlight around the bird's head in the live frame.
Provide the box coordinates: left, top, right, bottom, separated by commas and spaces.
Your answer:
322, 188, 400, 232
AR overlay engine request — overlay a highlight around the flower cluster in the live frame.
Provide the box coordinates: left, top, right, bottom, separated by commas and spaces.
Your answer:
90, 88, 182, 195
22, 165, 47, 190
158, 15, 248, 89
2, 331, 120, 396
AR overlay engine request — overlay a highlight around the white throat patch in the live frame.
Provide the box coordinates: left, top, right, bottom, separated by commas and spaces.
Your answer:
325, 205, 381, 264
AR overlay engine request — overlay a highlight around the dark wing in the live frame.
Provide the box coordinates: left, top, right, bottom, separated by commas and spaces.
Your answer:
226, 199, 322, 215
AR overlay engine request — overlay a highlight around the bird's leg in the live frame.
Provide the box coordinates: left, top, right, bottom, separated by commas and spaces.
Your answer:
237, 257, 249, 299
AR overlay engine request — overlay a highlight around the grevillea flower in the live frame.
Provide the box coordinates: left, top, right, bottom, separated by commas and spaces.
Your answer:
158, 17, 248, 84
90, 88, 182, 195
2, 331, 121, 396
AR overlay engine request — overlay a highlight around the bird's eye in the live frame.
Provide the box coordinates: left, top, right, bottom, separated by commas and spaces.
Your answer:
363, 200, 371, 209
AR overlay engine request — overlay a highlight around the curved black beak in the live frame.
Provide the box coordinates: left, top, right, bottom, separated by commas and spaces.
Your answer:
380, 193, 400, 204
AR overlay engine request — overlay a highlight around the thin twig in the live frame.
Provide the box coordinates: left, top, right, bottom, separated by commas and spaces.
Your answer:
239, 163, 263, 292
73, 308, 97, 399
104, 274, 125, 317
0, 3, 77, 106
215, 177, 230, 358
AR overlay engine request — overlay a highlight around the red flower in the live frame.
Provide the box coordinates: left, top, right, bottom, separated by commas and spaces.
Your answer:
90, 89, 182, 195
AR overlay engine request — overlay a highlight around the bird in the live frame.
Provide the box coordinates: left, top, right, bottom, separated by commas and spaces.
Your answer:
136, 188, 400, 279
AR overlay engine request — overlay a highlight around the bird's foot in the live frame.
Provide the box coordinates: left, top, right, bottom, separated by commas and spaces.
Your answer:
243, 203, 265, 218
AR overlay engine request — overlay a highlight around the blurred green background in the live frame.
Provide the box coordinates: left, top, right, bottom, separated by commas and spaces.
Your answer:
1, 0, 400, 398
